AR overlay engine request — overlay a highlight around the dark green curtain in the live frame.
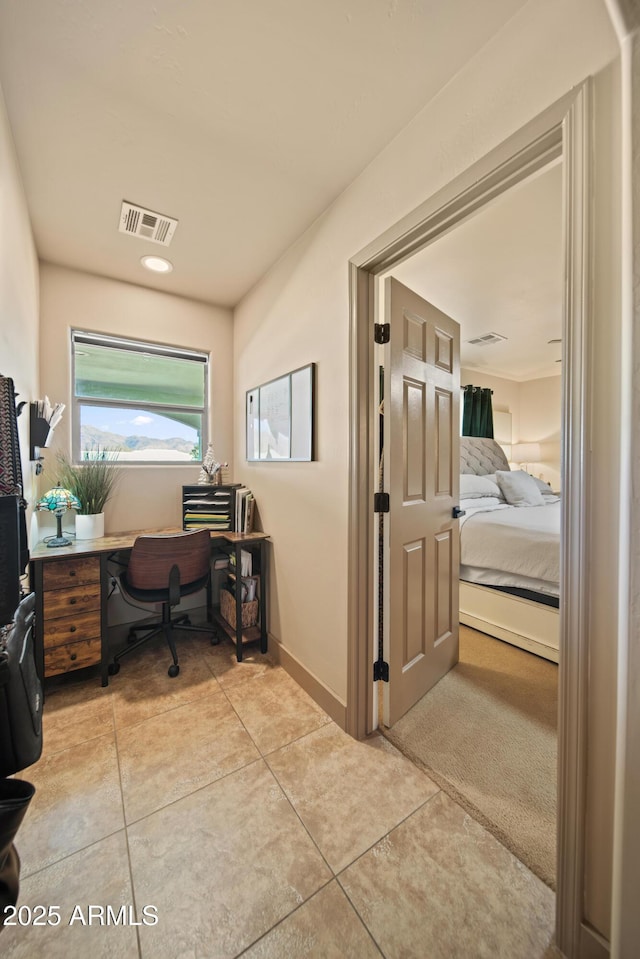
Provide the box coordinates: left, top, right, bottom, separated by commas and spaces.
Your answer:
462, 385, 494, 438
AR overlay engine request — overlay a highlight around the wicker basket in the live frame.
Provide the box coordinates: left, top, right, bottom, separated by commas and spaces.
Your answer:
219, 588, 258, 629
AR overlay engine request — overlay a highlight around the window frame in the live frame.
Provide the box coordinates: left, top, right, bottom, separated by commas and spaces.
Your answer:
71, 329, 210, 466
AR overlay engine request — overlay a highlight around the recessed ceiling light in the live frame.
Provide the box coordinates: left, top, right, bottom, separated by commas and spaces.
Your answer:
141, 255, 173, 274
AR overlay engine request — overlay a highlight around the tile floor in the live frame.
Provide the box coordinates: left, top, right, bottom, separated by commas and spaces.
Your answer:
3, 628, 558, 958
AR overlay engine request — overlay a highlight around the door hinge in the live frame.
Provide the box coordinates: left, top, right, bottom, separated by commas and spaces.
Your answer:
373, 659, 389, 682
374, 492, 389, 513
374, 322, 390, 344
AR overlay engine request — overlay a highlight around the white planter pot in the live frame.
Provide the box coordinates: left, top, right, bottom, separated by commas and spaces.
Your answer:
75, 513, 105, 540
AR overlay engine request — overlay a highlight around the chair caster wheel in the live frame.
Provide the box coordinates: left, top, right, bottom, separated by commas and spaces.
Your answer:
168, 663, 180, 678
108, 662, 120, 676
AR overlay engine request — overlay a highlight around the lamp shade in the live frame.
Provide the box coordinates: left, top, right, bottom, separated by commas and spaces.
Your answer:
511, 443, 542, 464
37, 486, 81, 513
37, 487, 81, 548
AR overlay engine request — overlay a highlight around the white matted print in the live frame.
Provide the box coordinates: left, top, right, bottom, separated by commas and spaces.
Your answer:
246, 363, 315, 461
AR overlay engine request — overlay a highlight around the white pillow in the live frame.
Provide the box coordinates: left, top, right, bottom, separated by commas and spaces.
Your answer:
495, 470, 545, 507
459, 473, 502, 500
532, 475, 558, 496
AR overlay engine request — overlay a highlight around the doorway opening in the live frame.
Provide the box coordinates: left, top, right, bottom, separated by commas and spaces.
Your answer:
347, 84, 592, 953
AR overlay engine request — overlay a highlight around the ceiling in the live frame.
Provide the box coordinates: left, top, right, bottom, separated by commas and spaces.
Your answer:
0, 0, 527, 307
390, 162, 563, 380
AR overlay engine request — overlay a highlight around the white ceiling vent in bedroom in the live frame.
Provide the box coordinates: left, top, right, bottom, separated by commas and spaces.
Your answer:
466, 332, 508, 347
119, 201, 178, 246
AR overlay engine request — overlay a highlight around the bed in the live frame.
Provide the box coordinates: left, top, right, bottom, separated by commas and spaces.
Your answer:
458, 437, 560, 662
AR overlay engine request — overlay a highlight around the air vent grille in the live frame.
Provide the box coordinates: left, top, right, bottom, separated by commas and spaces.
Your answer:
466, 332, 507, 347
119, 202, 178, 247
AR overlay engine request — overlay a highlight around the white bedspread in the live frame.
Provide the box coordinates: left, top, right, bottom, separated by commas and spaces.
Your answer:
459, 501, 560, 594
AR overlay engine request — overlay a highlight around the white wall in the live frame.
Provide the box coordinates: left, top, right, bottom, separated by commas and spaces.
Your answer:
234, 0, 617, 706
0, 85, 39, 515
37, 263, 233, 536
519, 375, 562, 489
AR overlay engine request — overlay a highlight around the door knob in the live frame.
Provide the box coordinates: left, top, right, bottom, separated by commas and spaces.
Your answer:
452, 506, 466, 519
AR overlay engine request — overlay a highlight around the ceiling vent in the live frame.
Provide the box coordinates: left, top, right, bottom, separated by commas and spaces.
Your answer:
119, 201, 178, 247
466, 332, 508, 347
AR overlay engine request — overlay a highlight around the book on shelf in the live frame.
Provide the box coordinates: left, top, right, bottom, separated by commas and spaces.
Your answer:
229, 548, 253, 577
234, 487, 255, 534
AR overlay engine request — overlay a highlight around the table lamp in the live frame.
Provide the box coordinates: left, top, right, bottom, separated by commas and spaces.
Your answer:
511, 442, 542, 472
37, 486, 81, 547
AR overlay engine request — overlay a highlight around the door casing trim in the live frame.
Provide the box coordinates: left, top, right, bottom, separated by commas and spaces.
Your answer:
347, 82, 592, 956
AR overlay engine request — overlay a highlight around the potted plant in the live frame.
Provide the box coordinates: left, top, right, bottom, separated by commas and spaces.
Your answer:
55, 447, 120, 539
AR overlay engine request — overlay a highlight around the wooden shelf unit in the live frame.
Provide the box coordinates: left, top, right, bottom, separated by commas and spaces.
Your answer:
211, 536, 268, 660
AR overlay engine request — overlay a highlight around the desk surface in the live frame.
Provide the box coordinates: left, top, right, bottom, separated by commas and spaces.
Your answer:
30, 527, 270, 562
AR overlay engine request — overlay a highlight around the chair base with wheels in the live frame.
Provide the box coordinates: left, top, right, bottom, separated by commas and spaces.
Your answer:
108, 529, 220, 679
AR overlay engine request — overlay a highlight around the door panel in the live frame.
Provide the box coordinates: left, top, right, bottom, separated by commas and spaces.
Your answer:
435, 529, 454, 643
384, 277, 461, 726
405, 379, 426, 500
403, 538, 426, 665
435, 387, 454, 495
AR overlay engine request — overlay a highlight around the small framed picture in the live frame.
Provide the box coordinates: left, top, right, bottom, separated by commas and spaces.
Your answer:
246, 363, 315, 462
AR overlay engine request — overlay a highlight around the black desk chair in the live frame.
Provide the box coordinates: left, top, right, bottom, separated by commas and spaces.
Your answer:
109, 529, 218, 679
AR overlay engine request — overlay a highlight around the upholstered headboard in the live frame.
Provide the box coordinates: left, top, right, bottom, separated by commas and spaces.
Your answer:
460, 437, 510, 475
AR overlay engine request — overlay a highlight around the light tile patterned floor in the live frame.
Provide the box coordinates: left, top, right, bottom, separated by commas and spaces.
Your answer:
2, 630, 556, 958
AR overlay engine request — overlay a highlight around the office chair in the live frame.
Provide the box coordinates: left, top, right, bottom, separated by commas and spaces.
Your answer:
108, 529, 218, 679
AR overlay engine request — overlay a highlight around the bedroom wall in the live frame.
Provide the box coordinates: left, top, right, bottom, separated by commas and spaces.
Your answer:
0, 83, 39, 520
518, 375, 562, 489
37, 263, 234, 536
460, 368, 562, 489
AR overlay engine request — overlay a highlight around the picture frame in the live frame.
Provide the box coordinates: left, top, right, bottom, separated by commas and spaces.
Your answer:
246, 363, 315, 461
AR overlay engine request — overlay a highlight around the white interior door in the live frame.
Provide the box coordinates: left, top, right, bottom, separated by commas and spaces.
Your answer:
383, 277, 461, 727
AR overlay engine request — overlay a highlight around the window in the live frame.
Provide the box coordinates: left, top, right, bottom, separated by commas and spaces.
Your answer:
71, 331, 208, 464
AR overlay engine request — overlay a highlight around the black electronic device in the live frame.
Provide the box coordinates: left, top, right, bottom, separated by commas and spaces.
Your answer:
0, 496, 21, 628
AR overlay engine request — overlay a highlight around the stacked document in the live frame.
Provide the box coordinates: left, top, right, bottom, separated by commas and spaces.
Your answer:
183, 489, 233, 530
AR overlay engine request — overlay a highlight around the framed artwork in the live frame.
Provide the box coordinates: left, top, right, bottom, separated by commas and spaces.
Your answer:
246, 363, 315, 461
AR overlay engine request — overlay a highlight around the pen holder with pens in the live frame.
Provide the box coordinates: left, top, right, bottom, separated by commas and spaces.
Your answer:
29, 406, 53, 469
29, 399, 65, 474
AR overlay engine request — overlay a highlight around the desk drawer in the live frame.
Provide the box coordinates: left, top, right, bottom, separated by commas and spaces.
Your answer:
44, 582, 101, 619
43, 556, 100, 590
43, 610, 101, 648
44, 638, 101, 676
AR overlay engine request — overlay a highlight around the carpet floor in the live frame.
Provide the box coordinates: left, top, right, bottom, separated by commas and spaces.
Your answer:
382, 625, 558, 888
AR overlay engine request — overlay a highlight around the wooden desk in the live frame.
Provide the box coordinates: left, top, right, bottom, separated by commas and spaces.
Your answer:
29, 528, 270, 686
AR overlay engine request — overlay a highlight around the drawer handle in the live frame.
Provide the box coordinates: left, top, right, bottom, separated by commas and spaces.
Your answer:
69, 653, 77, 661
69, 598, 77, 605
69, 625, 77, 633
68, 570, 76, 577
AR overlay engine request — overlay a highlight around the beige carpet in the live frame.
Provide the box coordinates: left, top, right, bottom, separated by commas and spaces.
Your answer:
382, 625, 558, 888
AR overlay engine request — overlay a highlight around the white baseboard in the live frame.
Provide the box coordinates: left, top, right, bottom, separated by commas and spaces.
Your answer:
460, 581, 559, 663
270, 636, 347, 730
